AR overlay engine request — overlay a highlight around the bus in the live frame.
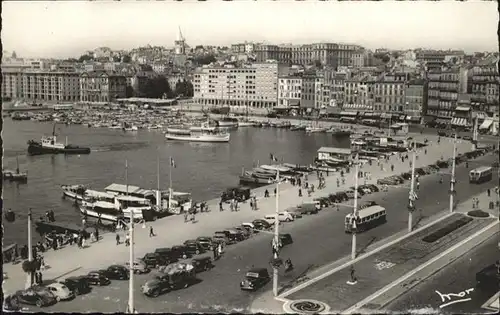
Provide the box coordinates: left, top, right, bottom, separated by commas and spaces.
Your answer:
469, 166, 493, 184
344, 205, 387, 233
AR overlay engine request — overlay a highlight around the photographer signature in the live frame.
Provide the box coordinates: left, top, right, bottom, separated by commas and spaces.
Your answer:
435, 288, 474, 308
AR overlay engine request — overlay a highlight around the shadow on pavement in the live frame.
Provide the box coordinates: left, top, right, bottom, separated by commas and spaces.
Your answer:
357, 236, 378, 256
279, 263, 315, 295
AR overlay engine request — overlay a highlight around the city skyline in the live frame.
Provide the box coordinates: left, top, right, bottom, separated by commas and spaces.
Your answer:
2, 1, 498, 59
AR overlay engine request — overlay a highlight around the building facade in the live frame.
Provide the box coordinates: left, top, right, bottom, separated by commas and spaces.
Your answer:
80, 71, 127, 103
277, 75, 302, 107
470, 61, 499, 116
1, 69, 80, 102
193, 62, 284, 108
254, 45, 292, 64
404, 80, 426, 119
426, 67, 468, 120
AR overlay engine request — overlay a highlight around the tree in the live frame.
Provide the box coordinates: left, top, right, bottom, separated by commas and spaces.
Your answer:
381, 54, 391, 63
194, 54, 216, 65
142, 76, 173, 99
113, 56, 121, 62
122, 55, 132, 63
78, 54, 93, 62
174, 79, 193, 98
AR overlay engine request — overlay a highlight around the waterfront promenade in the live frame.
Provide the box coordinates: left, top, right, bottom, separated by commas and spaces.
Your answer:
1, 134, 478, 295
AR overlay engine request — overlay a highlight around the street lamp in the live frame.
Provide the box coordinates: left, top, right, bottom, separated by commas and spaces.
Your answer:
125, 160, 135, 314
408, 141, 417, 232
449, 133, 457, 213
270, 154, 281, 297
351, 152, 360, 260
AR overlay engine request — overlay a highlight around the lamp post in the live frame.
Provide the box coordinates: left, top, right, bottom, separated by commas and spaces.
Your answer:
351, 152, 360, 260
449, 133, 457, 213
472, 115, 478, 151
408, 142, 417, 232
125, 160, 135, 314
272, 166, 280, 297
26, 208, 33, 289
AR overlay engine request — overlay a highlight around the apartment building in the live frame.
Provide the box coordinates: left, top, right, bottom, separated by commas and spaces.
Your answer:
193, 62, 286, 108
470, 59, 499, 116
351, 50, 365, 68
80, 71, 127, 103
426, 67, 469, 121
254, 45, 292, 64
404, 79, 426, 121
343, 74, 372, 110
277, 75, 302, 107
2, 69, 80, 102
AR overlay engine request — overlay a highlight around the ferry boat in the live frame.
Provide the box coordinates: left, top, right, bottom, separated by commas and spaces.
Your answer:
27, 124, 91, 156
165, 120, 230, 143
216, 117, 239, 128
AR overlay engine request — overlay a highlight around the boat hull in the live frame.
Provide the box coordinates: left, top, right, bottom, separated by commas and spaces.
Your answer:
165, 134, 230, 143
28, 142, 91, 156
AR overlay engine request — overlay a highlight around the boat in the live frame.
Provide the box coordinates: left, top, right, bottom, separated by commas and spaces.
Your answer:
306, 126, 328, 133
166, 126, 191, 135
238, 120, 256, 127
165, 119, 230, 143
290, 125, 307, 131
27, 124, 91, 156
331, 129, 352, 136
239, 174, 274, 186
216, 117, 239, 128
61, 184, 88, 200
3, 157, 28, 182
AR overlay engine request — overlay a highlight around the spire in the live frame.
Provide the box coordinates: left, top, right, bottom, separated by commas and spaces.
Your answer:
177, 26, 183, 42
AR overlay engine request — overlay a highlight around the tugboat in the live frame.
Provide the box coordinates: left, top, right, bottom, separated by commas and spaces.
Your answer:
27, 124, 91, 156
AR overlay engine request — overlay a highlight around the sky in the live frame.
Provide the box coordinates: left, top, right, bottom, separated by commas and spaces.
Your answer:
2, 0, 498, 59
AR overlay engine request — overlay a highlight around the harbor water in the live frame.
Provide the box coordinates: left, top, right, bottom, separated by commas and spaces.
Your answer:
2, 118, 350, 247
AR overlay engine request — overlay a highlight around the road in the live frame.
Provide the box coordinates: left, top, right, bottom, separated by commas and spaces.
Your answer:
385, 233, 500, 314
19, 152, 498, 313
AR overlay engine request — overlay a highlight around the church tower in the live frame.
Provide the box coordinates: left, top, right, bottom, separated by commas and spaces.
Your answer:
174, 27, 186, 55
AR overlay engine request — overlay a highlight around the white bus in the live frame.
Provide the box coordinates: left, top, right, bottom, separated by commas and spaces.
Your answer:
345, 205, 387, 233
469, 166, 493, 184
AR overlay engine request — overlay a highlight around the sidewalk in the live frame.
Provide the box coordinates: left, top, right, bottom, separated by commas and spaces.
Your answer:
249, 191, 496, 314
2, 133, 474, 294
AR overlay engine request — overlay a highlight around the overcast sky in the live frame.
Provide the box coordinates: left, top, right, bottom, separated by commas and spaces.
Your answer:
2, 0, 497, 59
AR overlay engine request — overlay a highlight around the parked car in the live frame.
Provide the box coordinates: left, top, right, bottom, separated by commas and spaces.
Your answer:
45, 283, 74, 301
263, 214, 278, 225
252, 219, 272, 230
183, 241, 206, 256
99, 265, 129, 281
225, 229, 246, 242
14, 287, 57, 307
241, 222, 257, 231
142, 269, 196, 297
286, 209, 303, 219
213, 231, 233, 245
124, 259, 151, 274
171, 245, 193, 260
3, 294, 21, 312
295, 202, 319, 215
278, 211, 295, 222
345, 189, 355, 199
142, 253, 168, 269
61, 276, 92, 295
366, 184, 379, 192
189, 256, 214, 273
279, 233, 293, 248
234, 226, 252, 238
195, 237, 215, 251
240, 268, 271, 291
85, 271, 111, 286
154, 248, 180, 264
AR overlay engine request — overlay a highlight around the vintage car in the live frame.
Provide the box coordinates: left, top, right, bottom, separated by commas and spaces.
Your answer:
213, 231, 234, 245
234, 226, 253, 238
295, 202, 320, 215
85, 271, 111, 286
240, 268, 271, 291
142, 253, 169, 269
98, 265, 129, 281
142, 269, 196, 297
278, 233, 293, 248
183, 240, 206, 256
171, 245, 193, 260
61, 276, 92, 295
124, 259, 151, 274
14, 287, 57, 307
3, 294, 21, 312
45, 283, 75, 301
154, 248, 180, 264
189, 256, 214, 273
195, 237, 215, 251
224, 229, 247, 242
252, 219, 272, 230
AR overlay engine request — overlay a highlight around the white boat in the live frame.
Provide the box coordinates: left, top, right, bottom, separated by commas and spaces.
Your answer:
166, 126, 191, 135
165, 120, 230, 143
108, 125, 122, 129
61, 184, 88, 200
79, 203, 121, 223
306, 126, 328, 133
238, 120, 256, 127
216, 117, 239, 128
124, 126, 138, 131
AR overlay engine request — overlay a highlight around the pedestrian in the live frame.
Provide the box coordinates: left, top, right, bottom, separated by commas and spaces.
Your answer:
250, 199, 254, 210
424, 149, 427, 155
218, 243, 223, 257
219, 200, 224, 212
116, 233, 120, 245
350, 266, 357, 283
213, 247, 218, 260
90, 231, 95, 243
95, 228, 99, 242
391, 164, 394, 172
487, 189, 491, 197
326, 169, 329, 176
336, 178, 340, 187
125, 234, 130, 246
416, 181, 420, 190
298, 188, 302, 197
81, 236, 86, 248
184, 211, 189, 223
149, 226, 155, 237
264, 189, 269, 198
274, 188, 277, 196
253, 196, 258, 210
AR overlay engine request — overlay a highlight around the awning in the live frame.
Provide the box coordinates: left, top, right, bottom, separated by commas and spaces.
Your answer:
455, 106, 471, 112
380, 113, 391, 119
340, 111, 357, 116
436, 118, 451, 125
479, 119, 493, 130
451, 117, 468, 126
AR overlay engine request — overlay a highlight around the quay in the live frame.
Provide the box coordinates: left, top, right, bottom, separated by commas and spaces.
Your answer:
2, 133, 482, 295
